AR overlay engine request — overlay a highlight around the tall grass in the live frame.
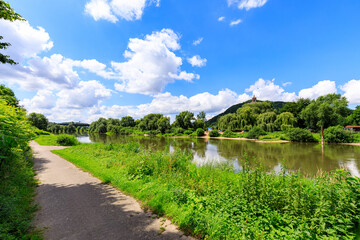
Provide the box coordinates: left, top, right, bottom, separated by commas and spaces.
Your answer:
54, 142, 360, 239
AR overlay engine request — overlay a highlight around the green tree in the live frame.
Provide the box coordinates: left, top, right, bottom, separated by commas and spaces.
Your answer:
236, 106, 257, 130
300, 94, 349, 144
193, 119, 205, 130
349, 106, 360, 125
157, 116, 170, 133
218, 113, 239, 131
27, 112, 48, 131
197, 111, 206, 120
174, 111, 194, 130
0, 84, 19, 107
138, 114, 163, 131
280, 98, 310, 128
275, 112, 296, 131
0, 0, 25, 64
120, 116, 135, 127
257, 112, 277, 132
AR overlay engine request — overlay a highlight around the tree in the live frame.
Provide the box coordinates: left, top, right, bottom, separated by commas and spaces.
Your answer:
257, 112, 277, 132
300, 94, 349, 144
0, 84, 19, 107
157, 116, 170, 133
120, 116, 135, 127
27, 112, 48, 131
174, 111, 194, 130
138, 114, 163, 131
349, 106, 360, 125
197, 111, 206, 120
218, 113, 239, 131
0, 0, 25, 64
275, 112, 296, 131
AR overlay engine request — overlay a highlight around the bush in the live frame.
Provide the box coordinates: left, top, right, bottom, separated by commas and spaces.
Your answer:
222, 130, 238, 138
246, 126, 266, 139
56, 134, 80, 146
33, 128, 50, 135
324, 126, 352, 143
286, 128, 316, 142
194, 128, 205, 137
184, 129, 194, 135
209, 129, 220, 137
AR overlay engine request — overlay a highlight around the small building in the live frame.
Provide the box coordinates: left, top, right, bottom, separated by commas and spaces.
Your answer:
251, 95, 257, 103
345, 126, 360, 132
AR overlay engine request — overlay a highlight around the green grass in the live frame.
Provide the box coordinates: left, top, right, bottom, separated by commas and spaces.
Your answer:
34, 134, 59, 146
258, 131, 289, 141
0, 147, 42, 240
53, 142, 360, 239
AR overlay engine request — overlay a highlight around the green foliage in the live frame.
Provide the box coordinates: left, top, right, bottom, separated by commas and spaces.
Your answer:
222, 130, 238, 138
324, 125, 352, 143
218, 113, 239, 131
120, 116, 135, 127
56, 134, 80, 146
0, 0, 25, 65
286, 128, 317, 142
257, 111, 277, 132
194, 128, 205, 137
0, 85, 19, 107
197, 111, 206, 120
193, 119, 205, 130
209, 129, 220, 137
0, 99, 34, 163
54, 143, 360, 239
0, 91, 40, 238
349, 106, 360, 125
28, 112, 49, 131
35, 135, 59, 146
275, 112, 296, 131
246, 126, 266, 139
173, 111, 194, 130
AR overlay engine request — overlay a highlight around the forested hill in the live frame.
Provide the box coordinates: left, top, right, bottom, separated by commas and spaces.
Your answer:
206, 100, 289, 126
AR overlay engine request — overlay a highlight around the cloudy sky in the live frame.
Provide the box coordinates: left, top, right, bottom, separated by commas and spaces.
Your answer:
2, 0, 360, 122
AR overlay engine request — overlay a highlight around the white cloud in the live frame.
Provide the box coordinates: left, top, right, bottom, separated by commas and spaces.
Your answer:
230, 19, 242, 26
85, 0, 158, 22
111, 29, 198, 95
187, 55, 207, 67
228, 0, 268, 10
340, 80, 360, 105
21, 89, 56, 112
298, 80, 337, 99
282, 82, 292, 87
245, 78, 297, 101
218, 16, 225, 22
0, 19, 53, 63
84, 0, 118, 23
57, 80, 112, 109
193, 37, 203, 46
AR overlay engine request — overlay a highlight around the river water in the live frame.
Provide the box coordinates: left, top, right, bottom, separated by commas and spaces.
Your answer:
76, 134, 360, 177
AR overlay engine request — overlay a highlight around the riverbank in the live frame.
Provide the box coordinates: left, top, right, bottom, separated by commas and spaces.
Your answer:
53, 142, 360, 239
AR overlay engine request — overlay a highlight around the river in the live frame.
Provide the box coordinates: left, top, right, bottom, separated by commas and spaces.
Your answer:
76, 134, 360, 177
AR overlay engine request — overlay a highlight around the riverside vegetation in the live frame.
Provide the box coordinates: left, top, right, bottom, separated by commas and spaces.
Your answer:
53, 142, 360, 239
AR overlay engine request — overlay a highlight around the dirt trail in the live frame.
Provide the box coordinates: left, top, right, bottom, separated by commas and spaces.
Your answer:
30, 141, 192, 240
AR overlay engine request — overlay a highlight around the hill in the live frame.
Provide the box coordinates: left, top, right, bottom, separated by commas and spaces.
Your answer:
206, 100, 289, 126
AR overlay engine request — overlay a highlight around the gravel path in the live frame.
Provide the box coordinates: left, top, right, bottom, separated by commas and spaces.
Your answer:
30, 141, 192, 240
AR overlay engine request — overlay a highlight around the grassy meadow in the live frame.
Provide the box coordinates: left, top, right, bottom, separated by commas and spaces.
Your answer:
53, 142, 360, 239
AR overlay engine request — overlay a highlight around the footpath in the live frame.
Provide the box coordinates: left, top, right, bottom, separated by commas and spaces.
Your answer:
30, 141, 192, 240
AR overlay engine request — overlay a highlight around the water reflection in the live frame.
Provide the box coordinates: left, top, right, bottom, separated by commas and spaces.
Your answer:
78, 134, 360, 177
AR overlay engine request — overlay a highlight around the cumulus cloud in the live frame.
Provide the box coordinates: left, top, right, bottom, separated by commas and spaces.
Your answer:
282, 82, 292, 87
111, 29, 198, 95
85, 0, 158, 22
84, 0, 118, 23
340, 80, 360, 105
193, 37, 203, 46
230, 19, 242, 26
187, 55, 207, 67
298, 80, 337, 99
245, 78, 297, 101
56, 80, 112, 108
218, 16, 225, 22
228, 0, 268, 10
21, 89, 56, 112
0, 19, 53, 63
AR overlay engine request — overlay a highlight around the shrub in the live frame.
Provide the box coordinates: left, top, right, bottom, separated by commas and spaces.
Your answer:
184, 130, 194, 135
286, 128, 316, 142
33, 128, 50, 135
172, 127, 185, 135
222, 130, 238, 138
246, 126, 266, 139
209, 129, 220, 137
324, 126, 352, 143
194, 128, 205, 137
56, 134, 80, 146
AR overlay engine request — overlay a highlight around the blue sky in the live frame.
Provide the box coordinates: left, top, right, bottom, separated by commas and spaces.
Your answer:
1, 0, 360, 122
